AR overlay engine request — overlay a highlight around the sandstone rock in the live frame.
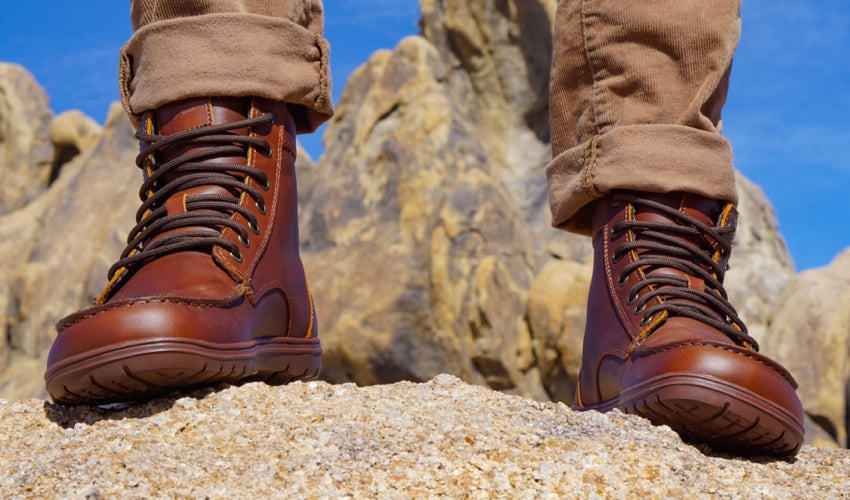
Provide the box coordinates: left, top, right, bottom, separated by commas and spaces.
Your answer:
724, 172, 796, 341
420, 0, 555, 215
301, 37, 543, 399
0, 103, 139, 402
761, 249, 850, 447
526, 258, 592, 402
1, 376, 847, 498
0, 63, 54, 215
48, 109, 103, 179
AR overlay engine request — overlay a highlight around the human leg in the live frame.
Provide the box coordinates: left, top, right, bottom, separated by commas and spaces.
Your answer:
547, 0, 804, 455
44, 0, 330, 404
123, 0, 332, 133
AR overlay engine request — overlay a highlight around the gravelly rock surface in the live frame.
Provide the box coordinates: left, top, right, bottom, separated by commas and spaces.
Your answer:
1, 375, 847, 498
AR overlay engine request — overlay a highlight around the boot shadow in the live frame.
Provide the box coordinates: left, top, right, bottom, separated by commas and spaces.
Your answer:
42, 383, 228, 428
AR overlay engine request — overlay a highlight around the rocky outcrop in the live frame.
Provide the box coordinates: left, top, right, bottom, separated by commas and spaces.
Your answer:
0, 0, 845, 450
0, 104, 138, 401
48, 110, 103, 181
300, 36, 544, 399
1, 377, 847, 498
0, 103, 316, 403
300, 0, 799, 404
0, 63, 54, 215
761, 249, 850, 447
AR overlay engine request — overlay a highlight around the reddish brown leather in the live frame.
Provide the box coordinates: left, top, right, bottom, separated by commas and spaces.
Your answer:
575, 192, 804, 454
46, 98, 317, 401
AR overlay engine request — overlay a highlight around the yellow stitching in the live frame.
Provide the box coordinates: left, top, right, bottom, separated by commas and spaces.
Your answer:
575, 380, 585, 407
305, 279, 315, 339
63, 295, 245, 327
213, 247, 245, 283
635, 311, 668, 347
633, 340, 796, 385
712, 203, 735, 266
96, 247, 135, 304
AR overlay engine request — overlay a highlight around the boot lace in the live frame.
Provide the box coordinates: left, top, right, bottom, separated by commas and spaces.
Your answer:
107, 113, 274, 282
611, 192, 757, 350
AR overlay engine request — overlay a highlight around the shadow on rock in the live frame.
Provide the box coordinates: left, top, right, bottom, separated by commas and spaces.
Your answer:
42, 384, 228, 428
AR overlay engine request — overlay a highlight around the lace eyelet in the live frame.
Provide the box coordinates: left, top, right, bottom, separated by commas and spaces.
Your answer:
639, 315, 651, 326
256, 201, 267, 215
618, 274, 629, 286
262, 148, 273, 159
239, 234, 251, 249
249, 220, 260, 235
626, 294, 635, 305
260, 178, 271, 191
230, 250, 243, 263
612, 253, 623, 264
635, 303, 646, 314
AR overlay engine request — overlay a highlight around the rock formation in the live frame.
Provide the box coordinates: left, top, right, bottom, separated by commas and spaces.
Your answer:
0, 0, 846, 449
0, 102, 136, 401
0, 63, 54, 215
761, 249, 850, 447
1, 377, 847, 497
300, 0, 799, 406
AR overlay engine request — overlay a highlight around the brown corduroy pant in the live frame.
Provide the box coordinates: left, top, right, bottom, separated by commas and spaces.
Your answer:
123, 0, 741, 235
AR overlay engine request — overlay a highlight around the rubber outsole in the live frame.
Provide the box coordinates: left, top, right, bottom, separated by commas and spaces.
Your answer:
575, 373, 804, 456
45, 336, 322, 405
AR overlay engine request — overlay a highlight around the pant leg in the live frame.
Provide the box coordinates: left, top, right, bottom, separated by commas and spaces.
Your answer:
121, 0, 332, 134
546, 0, 741, 235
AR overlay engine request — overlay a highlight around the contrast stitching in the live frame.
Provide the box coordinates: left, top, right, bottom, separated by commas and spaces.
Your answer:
60, 296, 243, 327
635, 341, 795, 384
580, 137, 602, 199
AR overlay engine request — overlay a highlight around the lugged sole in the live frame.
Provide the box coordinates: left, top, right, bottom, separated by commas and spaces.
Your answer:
44, 336, 322, 405
576, 373, 804, 456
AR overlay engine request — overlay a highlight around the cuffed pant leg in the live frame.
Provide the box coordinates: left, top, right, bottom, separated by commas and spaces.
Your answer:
122, 0, 331, 133
546, 0, 741, 235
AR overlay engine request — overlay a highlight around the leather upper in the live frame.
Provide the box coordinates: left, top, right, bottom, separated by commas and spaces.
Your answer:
48, 97, 315, 368
577, 192, 801, 418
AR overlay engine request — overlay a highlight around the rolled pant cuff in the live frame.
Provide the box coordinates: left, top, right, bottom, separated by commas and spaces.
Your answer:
119, 13, 332, 134
546, 124, 739, 235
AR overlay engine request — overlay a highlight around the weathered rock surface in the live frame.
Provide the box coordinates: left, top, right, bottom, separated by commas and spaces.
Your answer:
48, 109, 103, 179
300, 0, 801, 406
0, 63, 54, 215
0, 103, 139, 402
1, 376, 847, 498
0, 0, 845, 450
301, 35, 544, 399
761, 249, 850, 447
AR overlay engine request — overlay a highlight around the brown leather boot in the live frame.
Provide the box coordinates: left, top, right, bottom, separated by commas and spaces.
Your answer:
45, 97, 320, 405
575, 191, 804, 456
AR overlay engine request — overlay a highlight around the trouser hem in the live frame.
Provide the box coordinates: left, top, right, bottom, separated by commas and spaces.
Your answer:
119, 13, 332, 134
546, 124, 738, 235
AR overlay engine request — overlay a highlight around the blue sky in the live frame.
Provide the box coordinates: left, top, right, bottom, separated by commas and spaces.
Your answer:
1, 1, 847, 271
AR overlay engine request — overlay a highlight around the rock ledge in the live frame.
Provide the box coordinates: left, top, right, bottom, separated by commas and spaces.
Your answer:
1, 375, 847, 498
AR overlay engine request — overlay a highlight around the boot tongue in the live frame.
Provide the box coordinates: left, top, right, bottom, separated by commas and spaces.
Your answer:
156, 97, 251, 133
633, 192, 720, 228
148, 97, 253, 214
633, 192, 722, 293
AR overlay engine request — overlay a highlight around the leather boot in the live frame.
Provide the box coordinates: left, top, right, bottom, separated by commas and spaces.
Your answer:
575, 191, 804, 456
45, 97, 320, 405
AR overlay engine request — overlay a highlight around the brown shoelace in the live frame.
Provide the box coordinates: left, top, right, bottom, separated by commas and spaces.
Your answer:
611, 192, 757, 349
108, 113, 274, 282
